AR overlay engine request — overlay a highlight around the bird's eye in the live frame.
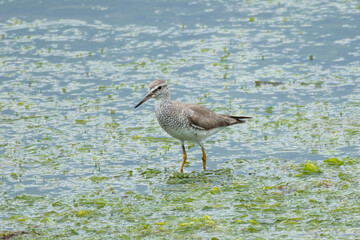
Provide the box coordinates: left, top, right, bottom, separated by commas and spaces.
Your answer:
157, 86, 162, 90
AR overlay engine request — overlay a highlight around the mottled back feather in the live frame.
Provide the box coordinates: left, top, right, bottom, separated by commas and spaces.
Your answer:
178, 102, 251, 130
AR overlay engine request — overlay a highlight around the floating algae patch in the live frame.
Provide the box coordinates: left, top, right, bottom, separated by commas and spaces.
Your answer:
1, 157, 360, 238
302, 160, 321, 175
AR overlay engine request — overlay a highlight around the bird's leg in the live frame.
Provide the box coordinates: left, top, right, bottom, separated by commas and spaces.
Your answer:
180, 143, 187, 174
201, 146, 206, 171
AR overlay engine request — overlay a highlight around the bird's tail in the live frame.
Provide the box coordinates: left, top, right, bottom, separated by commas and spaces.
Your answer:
226, 115, 252, 124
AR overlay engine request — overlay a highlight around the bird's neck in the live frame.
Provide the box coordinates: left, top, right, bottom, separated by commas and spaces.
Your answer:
154, 95, 172, 112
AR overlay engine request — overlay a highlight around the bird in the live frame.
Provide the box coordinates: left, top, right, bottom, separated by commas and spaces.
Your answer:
134, 79, 251, 173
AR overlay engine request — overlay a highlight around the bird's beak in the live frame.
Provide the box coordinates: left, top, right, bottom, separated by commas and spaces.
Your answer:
134, 92, 153, 108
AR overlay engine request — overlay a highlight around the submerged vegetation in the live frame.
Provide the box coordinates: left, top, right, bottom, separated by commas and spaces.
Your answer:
2, 157, 360, 238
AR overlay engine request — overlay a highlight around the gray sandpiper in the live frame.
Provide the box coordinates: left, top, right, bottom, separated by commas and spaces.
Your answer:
134, 79, 251, 173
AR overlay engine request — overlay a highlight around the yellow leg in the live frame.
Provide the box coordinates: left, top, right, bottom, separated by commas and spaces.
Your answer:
180, 144, 187, 173
201, 146, 206, 171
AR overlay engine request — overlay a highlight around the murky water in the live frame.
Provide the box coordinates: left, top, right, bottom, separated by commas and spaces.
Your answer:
1, 0, 359, 238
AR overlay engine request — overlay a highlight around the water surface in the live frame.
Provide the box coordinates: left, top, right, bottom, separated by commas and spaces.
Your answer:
1, 0, 360, 238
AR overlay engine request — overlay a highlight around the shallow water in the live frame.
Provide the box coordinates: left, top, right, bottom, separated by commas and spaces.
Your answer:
1, 0, 360, 238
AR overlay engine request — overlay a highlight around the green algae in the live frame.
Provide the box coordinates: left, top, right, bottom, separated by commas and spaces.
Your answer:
302, 160, 320, 175
2, 157, 360, 238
